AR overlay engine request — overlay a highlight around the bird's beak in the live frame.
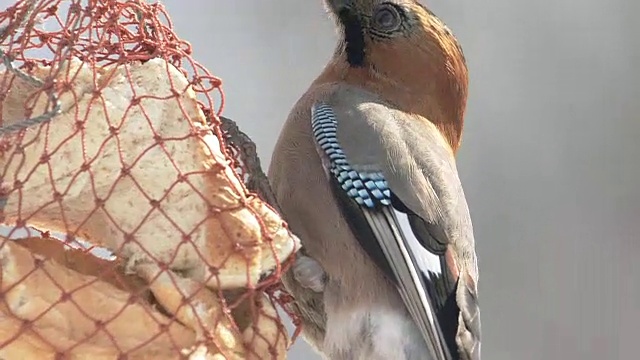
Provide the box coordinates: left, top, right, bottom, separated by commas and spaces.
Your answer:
325, 0, 354, 15
326, 0, 360, 28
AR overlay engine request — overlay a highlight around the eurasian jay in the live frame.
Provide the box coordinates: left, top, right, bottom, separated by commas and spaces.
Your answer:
268, 1, 480, 359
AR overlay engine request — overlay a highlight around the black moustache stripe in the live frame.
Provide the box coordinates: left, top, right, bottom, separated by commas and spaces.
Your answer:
338, 9, 366, 67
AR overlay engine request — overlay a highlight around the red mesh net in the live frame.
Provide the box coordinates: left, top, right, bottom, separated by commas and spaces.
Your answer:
0, 1, 301, 358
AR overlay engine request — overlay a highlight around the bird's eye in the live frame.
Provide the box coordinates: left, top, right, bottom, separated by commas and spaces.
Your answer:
372, 4, 403, 32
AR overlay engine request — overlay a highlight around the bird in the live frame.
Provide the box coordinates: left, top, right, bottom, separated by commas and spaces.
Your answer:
268, 0, 480, 359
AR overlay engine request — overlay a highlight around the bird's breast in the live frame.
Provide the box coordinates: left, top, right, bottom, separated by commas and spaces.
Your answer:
323, 302, 431, 360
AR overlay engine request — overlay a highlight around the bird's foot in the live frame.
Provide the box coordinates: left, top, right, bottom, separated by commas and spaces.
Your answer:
293, 255, 326, 293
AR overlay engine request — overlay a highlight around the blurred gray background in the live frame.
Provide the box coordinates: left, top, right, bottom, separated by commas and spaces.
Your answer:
2, 0, 636, 359
161, 1, 640, 359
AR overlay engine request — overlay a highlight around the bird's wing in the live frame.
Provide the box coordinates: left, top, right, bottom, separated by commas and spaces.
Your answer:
310, 90, 480, 360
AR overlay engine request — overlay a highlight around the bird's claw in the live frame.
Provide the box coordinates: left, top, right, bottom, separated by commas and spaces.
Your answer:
293, 255, 327, 293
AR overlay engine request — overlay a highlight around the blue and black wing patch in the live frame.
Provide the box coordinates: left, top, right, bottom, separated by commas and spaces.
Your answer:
311, 103, 391, 208
311, 103, 397, 280
310, 102, 458, 360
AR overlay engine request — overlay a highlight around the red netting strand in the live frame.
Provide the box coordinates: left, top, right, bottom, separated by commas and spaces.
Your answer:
0, 1, 301, 359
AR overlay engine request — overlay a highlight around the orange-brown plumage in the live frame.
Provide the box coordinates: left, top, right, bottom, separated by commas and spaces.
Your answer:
315, 1, 468, 152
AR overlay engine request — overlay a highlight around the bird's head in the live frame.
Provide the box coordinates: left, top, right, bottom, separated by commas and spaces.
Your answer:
321, 0, 468, 151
